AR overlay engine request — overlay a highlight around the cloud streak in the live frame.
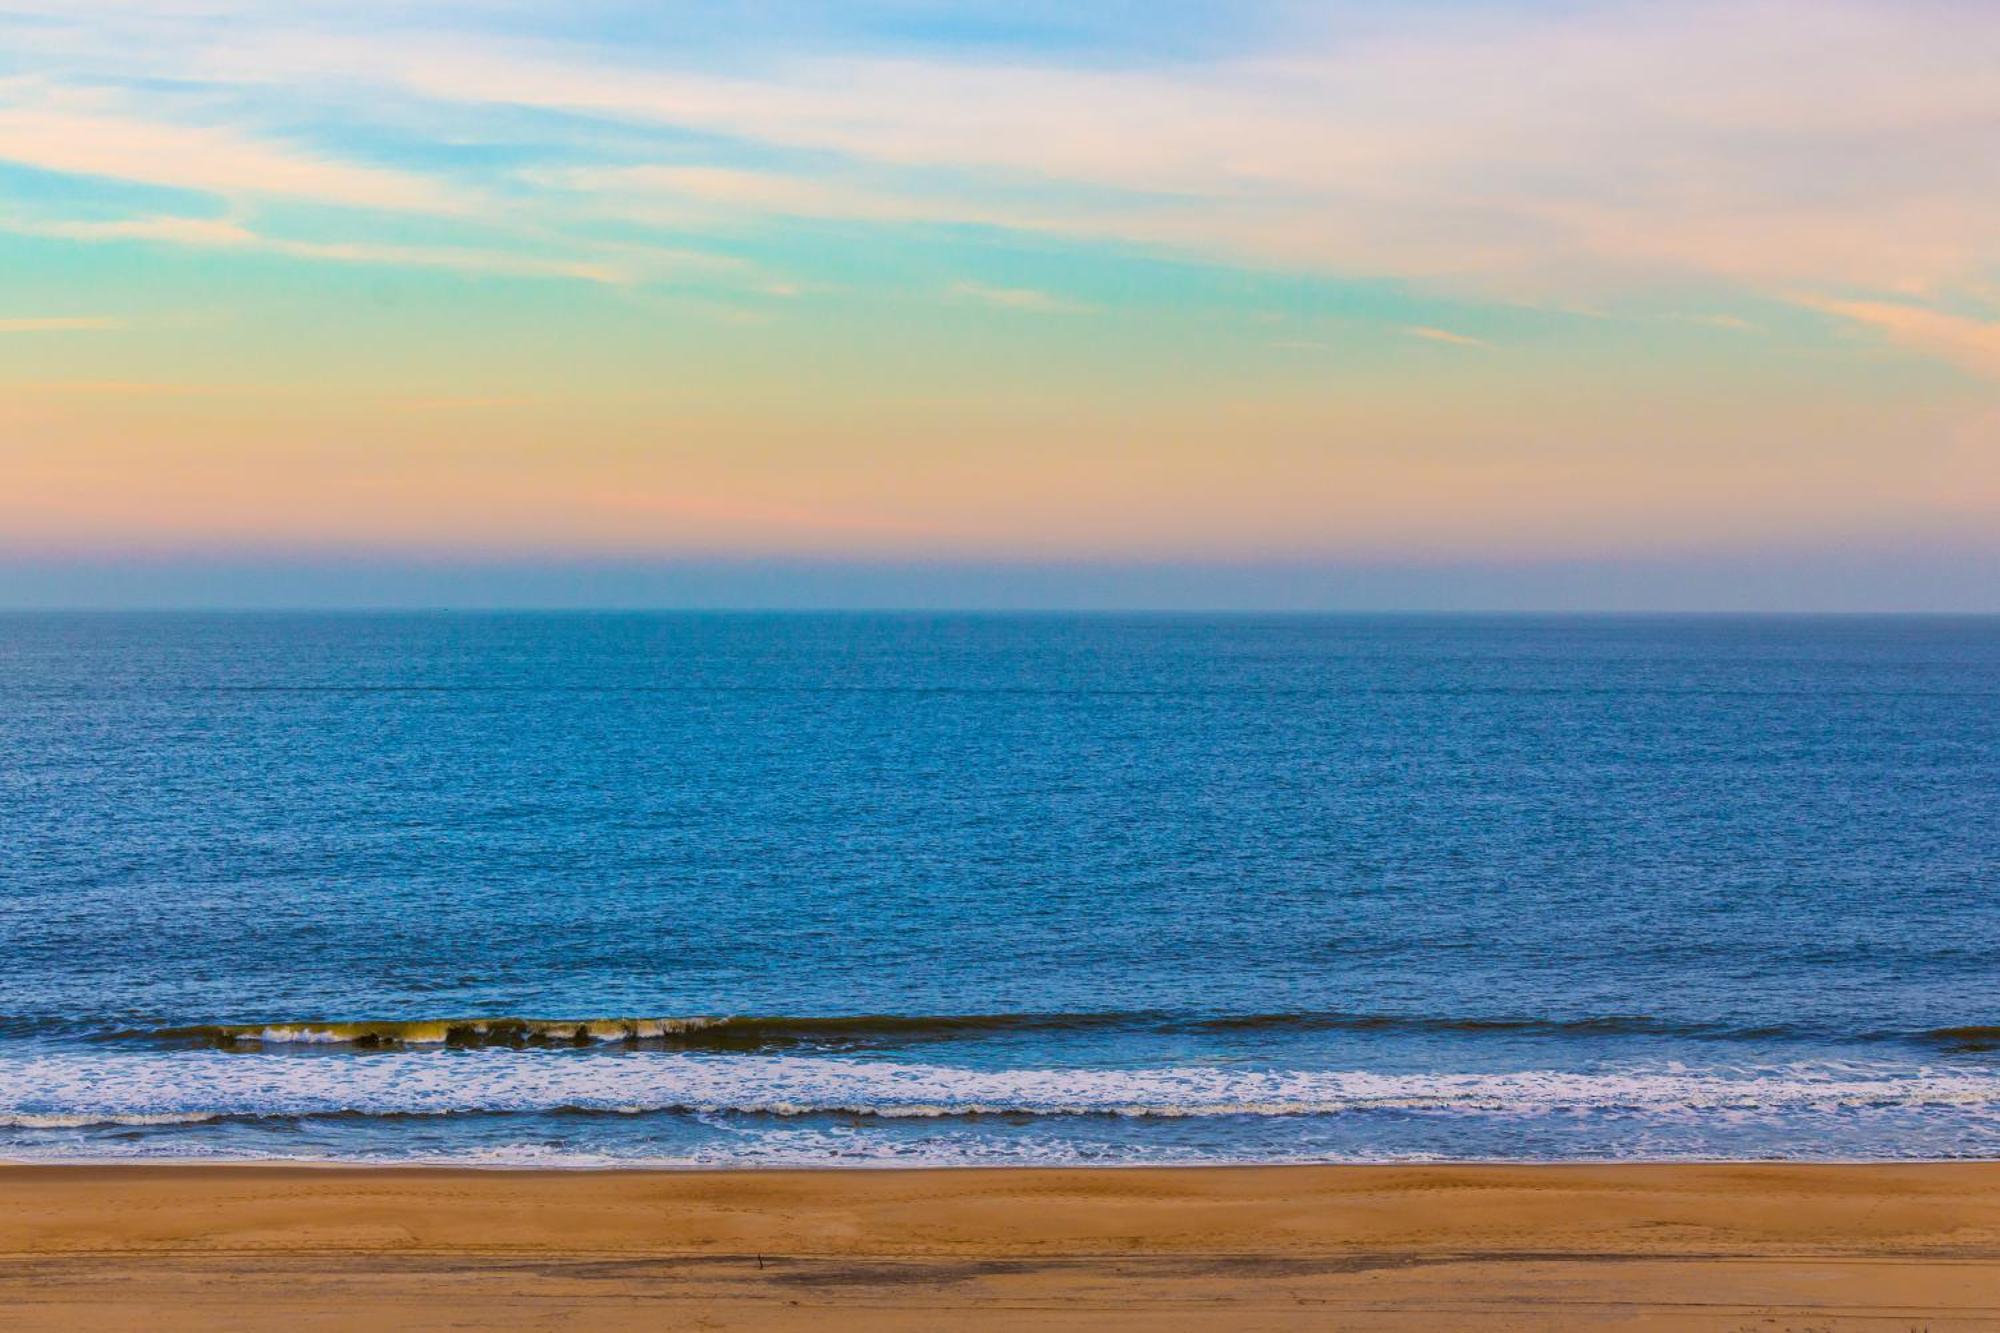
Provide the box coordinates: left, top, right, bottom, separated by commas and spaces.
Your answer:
1403, 326, 1486, 348
1, 214, 728, 285
1807, 298, 2000, 381
0, 98, 461, 214
946, 281, 1093, 314
0, 315, 125, 333
5, 1, 1998, 318
162, 1, 2000, 303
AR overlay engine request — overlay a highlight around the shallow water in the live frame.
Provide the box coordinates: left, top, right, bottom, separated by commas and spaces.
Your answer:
2, 612, 1996, 1164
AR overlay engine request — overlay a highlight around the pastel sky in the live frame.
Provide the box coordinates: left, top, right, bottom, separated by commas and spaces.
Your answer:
2, 0, 1997, 607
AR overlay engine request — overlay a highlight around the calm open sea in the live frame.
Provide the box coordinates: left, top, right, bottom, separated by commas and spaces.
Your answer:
1, 612, 1996, 1165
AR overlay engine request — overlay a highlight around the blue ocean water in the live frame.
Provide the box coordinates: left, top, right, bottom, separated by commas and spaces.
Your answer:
1, 611, 1996, 1166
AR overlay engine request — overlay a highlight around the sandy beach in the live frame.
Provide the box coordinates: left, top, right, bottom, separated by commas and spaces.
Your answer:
1, 1162, 1996, 1329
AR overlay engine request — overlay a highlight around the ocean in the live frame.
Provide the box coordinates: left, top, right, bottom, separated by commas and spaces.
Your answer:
1, 611, 1996, 1166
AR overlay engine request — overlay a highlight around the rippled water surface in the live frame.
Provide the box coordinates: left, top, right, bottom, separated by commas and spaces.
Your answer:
1, 612, 1995, 1164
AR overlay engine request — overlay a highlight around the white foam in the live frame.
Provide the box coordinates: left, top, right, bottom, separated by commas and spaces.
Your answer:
4, 1049, 2000, 1127
0, 1111, 221, 1129
195, 1017, 735, 1046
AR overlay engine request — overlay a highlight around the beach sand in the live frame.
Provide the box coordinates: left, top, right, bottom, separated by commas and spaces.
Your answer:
3, 1162, 1999, 1329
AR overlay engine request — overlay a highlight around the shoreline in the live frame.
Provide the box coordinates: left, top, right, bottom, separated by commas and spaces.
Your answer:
5, 1161, 2000, 1328
9, 1152, 2000, 1169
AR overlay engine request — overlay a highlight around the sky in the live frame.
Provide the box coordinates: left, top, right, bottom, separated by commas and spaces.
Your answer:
1, 0, 1996, 609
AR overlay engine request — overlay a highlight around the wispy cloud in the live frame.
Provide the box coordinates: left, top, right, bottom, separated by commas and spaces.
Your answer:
7, 214, 637, 284
0, 101, 461, 214
2, 0, 1997, 382
1805, 297, 2000, 380
532, 164, 954, 225
144, 0, 2000, 302
28, 216, 251, 246
0, 315, 126, 333
946, 281, 1094, 314
1403, 326, 1487, 348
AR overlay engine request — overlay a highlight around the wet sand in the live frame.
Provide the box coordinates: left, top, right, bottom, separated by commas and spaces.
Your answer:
3, 1162, 1999, 1329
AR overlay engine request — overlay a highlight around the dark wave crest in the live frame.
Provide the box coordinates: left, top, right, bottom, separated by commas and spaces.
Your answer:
70, 1011, 2000, 1053
140, 1013, 1153, 1050
1917, 1026, 2000, 1052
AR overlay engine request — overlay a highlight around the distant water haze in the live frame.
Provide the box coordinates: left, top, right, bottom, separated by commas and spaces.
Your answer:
5, 547, 2000, 612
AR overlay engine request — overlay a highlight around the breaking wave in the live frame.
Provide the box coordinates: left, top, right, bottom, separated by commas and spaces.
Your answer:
8, 1049, 2000, 1131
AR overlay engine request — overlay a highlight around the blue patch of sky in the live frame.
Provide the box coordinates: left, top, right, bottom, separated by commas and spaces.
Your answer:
0, 163, 224, 222
463, 1, 1288, 68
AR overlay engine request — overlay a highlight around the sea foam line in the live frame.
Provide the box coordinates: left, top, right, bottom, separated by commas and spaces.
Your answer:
6, 1050, 2000, 1129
